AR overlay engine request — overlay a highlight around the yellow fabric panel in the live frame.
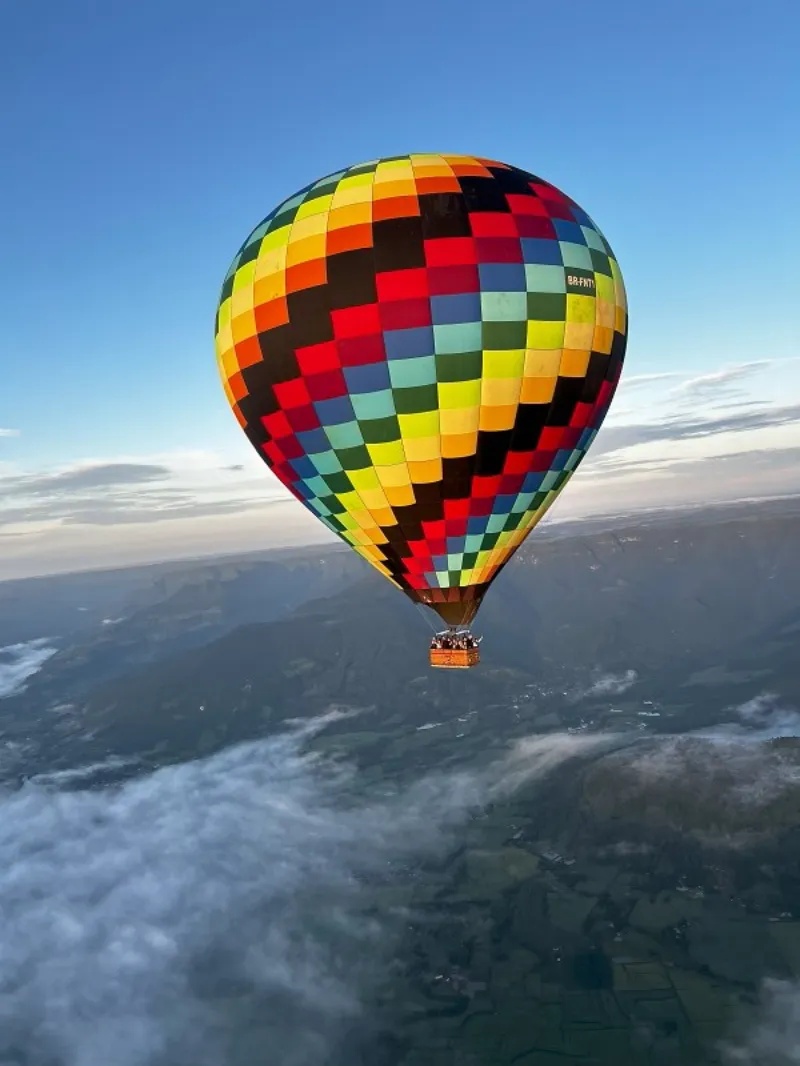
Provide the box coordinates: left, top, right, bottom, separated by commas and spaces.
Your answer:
593, 326, 614, 354
524, 349, 561, 378
327, 202, 372, 229
369, 506, 397, 527
481, 376, 522, 407
399, 411, 439, 439
294, 193, 333, 219
441, 432, 478, 457
348, 467, 381, 492
367, 440, 407, 466
231, 284, 256, 316
286, 234, 326, 267
220, 346, 238, 379
483, 349, 524, 379
376, 463, 412, 488
439, 405, 479, 435
259, 226, 292, 252
403, 435, 441, 462
479, 404, 516, 431
253, 273, 285, 305
254, 245, 288, 280
373, 179, 418, 200
357, 487, 391, 510
384, 484, 416, 507
408, 458, 442, 483
232, 260, 257, 289
231, 310, 257, 344
330, 185, 374, 209
526, 320, 565, 349
564, 320, 594, 349
289, 213, 329, 241
595, 297, 615, 328
438, 380, 482, 408
566, 293, 595, 323
520, 376, 557, 404
374, 160, 414, 181
559, 349, 591, 377
216, 297, 232, 328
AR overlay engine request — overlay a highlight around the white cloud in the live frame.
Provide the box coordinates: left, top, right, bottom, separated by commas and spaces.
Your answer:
617, 372, 682, 389
618, 726, 800, 816
570, 670, 638, 701
4, 462, 171, 494
0, 719, 601, 1066
722, 979, 800, 1064
0, 639, 58, 699
0, 452, 288, 533
0, 428, 20, 438
670, 361, 772, 397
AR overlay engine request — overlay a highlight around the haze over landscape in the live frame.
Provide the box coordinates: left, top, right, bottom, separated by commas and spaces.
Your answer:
2, 1, 800, 1065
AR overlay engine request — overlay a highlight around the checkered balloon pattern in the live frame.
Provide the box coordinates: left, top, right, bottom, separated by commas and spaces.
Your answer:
215, 155, 627, 626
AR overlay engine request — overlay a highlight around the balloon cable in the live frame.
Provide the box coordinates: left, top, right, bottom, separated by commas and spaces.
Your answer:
415, 602, 440, 634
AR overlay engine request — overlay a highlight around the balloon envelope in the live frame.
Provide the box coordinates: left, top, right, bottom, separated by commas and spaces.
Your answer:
215, 155, 627, 625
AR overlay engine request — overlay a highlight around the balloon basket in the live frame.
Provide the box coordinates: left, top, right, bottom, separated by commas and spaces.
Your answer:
429, 631, 481, 669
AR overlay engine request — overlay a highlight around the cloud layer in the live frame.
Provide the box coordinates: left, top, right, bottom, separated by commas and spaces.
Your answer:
0, 459, 276, 529
585, 401, 800, 462
0, 639, 57, 699
671, 361, 772, 398
723, 979, 800, 1065
0, 718, 603, 1066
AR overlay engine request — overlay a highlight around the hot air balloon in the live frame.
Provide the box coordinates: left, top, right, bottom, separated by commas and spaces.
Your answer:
214, 155, 627, 668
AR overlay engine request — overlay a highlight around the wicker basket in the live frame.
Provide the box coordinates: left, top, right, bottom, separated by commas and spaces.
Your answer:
429, 646, 480, 669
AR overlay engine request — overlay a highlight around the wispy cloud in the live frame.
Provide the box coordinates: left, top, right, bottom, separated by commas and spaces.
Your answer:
0, 494, 275, 528
569, 670, 638, 702
0, 639, 58, 699
613, 720, 800, 821
0, 428, 20, 438
670, 361, 771, 397
0, 456, 286, 535
700, 692, 800, 745
589, 402, 800, 461
560, 445, 800, 523
584, 444, 800, 483
2, 463, 172, 497
618, 372, 682, 390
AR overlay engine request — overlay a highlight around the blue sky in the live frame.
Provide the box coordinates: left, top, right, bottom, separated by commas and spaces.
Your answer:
1, 0, 799, 577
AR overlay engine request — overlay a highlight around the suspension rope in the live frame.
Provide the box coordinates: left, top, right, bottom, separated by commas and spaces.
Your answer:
415, 602, 440, 634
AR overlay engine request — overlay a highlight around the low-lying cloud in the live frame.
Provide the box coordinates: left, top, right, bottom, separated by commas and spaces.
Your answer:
603, 694, 800, 828
682, 693, 800, 748
723, 978, 800, 1064
571, 670, 638, 701
0, 716, 605, 1066
624, 735, 800, 810
0, 638, 57, 698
